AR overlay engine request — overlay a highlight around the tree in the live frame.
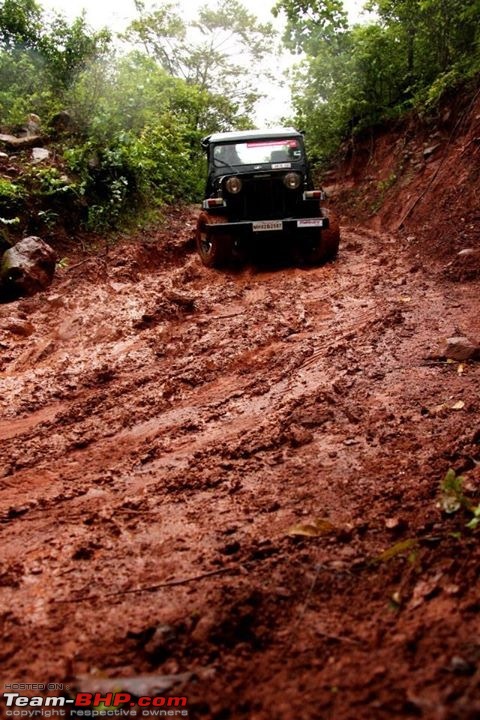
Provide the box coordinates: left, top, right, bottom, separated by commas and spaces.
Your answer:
276, 0, 480, 162
0, 0, 41, 50
39, 12, 111, 89
272, 0, 348, 55
369, 0, 480, 91
124, 0, 276, 126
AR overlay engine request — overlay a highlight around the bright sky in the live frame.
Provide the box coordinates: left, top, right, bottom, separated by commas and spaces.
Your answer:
42, 0, 283, 29
41, 0, 367, 28
41, 0, 367, 125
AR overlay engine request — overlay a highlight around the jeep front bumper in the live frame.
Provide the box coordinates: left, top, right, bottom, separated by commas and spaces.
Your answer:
204, 217, 329, 234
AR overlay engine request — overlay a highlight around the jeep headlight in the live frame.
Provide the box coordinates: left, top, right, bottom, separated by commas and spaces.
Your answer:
283, 172, 301, 190
225, 176, 242, 194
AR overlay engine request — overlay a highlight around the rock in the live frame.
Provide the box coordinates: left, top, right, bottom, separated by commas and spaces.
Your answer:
0, 151, 8, 161
0, 237, 56, 299
24, 113, 41, 137
3, 319, 35, 337
449, 656, 474, 675
49, 110, 74, 135
74, 673, 192, 698
0, 133, 44, 150
31, 147, 50, 163
288, 423, 314, 447
385, 517, 402, 530
423, 143, 441, 158
457, 248, 479, 257
144, 624, 176, 656
442, 336, 478, 362
46, 293, 65, 308
165, 288, 196, 311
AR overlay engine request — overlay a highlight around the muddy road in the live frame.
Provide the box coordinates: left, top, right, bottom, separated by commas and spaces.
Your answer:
1, 207, 479, 719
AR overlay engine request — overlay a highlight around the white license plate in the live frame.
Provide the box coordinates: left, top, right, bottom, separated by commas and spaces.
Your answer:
297, 218, 325, 228
253, 220, 283, 232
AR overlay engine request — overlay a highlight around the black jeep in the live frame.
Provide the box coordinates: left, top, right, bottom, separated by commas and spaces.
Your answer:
196, 127, 340, 267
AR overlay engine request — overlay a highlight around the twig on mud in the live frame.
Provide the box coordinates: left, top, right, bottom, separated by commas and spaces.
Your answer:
54, 566, 236, 604
315, 627, 363, 647
105, 567, 236, 596
285, 562, 323, 649
285, 563, 364, 650
65, 257, 92, 272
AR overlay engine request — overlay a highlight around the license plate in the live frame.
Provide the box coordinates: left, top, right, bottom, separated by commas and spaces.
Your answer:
297, 218, 325, 228
253, 220, 283, 232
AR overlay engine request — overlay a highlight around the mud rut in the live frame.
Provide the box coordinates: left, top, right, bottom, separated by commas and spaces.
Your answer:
1, 208, 480, 720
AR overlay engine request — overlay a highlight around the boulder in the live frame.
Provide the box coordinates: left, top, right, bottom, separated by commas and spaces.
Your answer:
31, 147, 50, 163
0, 133, 44, 150
442, 336, 478, 362
49, 110, 74, 136
0, 237, 56, 299
24, 113, 41, 137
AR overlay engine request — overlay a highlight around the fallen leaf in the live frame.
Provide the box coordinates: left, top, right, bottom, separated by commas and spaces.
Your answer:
457, 364, 464, 375
376, 538, 418, 562
287, 518, 337, 537
451, 400, 465, 410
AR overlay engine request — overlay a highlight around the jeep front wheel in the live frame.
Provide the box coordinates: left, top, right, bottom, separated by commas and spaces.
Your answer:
196, 212, 232, 268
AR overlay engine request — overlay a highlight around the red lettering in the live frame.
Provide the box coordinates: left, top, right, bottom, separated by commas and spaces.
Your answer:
138, 697, 151, 707
167, 698, 188, 708
93, 694, 114, 707
74, 694, 92, 707
113, 694, 131, 707
152, 697, 166, 707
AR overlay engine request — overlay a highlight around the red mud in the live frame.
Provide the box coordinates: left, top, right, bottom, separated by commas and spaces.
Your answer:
1, 191, 480, 720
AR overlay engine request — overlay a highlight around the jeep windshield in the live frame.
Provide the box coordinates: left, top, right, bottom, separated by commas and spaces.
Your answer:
213, 138, 303, 168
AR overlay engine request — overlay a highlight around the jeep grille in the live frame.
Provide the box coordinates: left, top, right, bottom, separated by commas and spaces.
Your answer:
227, 174, 300, 221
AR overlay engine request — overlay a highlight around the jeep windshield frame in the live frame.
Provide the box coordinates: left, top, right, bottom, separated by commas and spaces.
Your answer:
211, 137, 305, 170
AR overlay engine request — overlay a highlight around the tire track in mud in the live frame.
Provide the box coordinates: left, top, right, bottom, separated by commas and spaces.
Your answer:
1, 217, 480, 718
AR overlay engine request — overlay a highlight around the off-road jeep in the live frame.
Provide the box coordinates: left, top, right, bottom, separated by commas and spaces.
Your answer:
196, 127, 340, 267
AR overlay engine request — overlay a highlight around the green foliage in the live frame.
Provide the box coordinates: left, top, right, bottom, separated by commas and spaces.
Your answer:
276, 0, 480, 163
0, 178, 26, 220
0, 0, 42, 51
39, 13, 111, 90
0, 0, 275, 235
0, 178, 24, 199
273, 0, 348, 54
439, 468, 468, 514
61, 53, 210, 228
439, 468, 480, 530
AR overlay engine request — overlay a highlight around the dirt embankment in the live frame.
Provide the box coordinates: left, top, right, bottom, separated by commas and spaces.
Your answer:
327, 80, 480, 276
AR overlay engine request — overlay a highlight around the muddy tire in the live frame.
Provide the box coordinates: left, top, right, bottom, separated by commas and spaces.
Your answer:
196, 212, 233, 268
321, 208, 340, 261
297, 209, 340, 267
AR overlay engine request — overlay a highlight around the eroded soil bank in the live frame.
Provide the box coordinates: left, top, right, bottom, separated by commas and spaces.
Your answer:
1, 206, 479, 719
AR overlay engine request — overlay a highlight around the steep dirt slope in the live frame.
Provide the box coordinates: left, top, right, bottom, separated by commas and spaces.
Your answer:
0, 207, 480, 719
328, 81, 480, 275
